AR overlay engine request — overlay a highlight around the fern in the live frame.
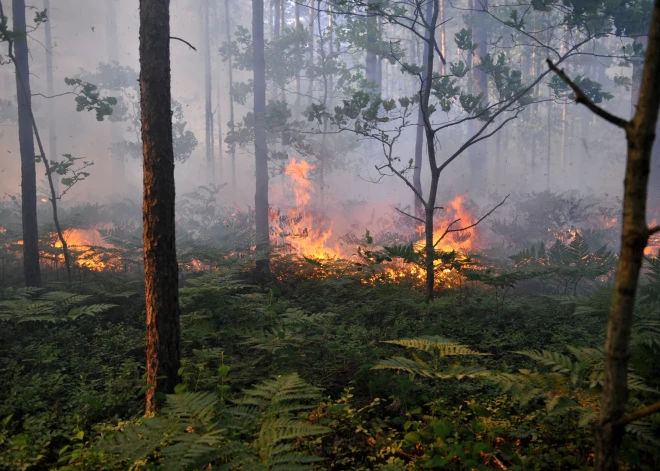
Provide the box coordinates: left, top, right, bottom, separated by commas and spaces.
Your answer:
97, 373, 329, 470
0, 289, 116, 323
373, 336, 490, 380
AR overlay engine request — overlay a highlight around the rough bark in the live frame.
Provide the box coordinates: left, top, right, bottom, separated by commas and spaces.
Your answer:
12, 0, 41, 287
224, 0, 237, 197
590, 2, 660, 467
139, 0, 181, 414
253, 0, 271, 278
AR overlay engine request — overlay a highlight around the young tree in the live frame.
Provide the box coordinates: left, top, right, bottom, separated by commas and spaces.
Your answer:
139, 0, 182, 413
253, 0, 271, 277
546, 1, 660, 468
8, 0, 41, 287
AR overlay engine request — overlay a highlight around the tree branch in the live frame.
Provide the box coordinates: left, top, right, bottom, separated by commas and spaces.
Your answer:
395, 207, 425, 224
434, 195, 509, 248
617, 401, 660, 427
648, 225, 660, 236
170, 36, 197, 51
546, 59, 628, 129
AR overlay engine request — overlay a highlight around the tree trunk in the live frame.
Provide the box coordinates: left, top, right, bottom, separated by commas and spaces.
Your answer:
12, 0, 42, 287
422, 0, 439, 301
203, 0, 215, 180
413, 0, 433, 218
213, 0, 224, 177
436, 0, 446, 75
365, 1, 379, 93
43, 0, 57, 193
253, 0, 271, 278
295, 1, 301, 112
224, 0, 237, 198
106, 0, 124, 184
593, 2, 660, 467
307, 0, 314, 104
468, 0, 489, 190
274, 0, 281, 37
140, 0, 181, 414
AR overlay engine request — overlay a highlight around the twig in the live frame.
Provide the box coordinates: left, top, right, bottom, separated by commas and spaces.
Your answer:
546, 59, 629, 129
32, 91, 74, 99
617, 401, 660, 427
170, 36, 197, 51
395, 207, 425, 224
434, 195, 509, 248
648, 225, 660, 236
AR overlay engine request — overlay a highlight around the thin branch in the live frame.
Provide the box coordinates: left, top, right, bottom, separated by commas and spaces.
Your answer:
617, 401, 660, 427
32, 91, 73, 99
170, 36, 197, 51
648, 226, 660, 236
434, 195, 509, 248
546, 59, 629, 129
395, 207, 425, 224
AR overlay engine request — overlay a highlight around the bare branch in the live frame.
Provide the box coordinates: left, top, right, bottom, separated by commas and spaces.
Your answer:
170, 36, 197, 51
546, 59, 628, 129
617, 401, 660, 427
434, 195, 509, 248
648, 226, 660, 236
395, 207, 425, 224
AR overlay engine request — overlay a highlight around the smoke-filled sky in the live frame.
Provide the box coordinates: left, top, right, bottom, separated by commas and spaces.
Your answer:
0, 0, 634, 215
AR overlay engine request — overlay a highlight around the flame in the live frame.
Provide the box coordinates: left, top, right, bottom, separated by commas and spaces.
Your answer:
273, 158, 343, 259
52, 227, 118, 271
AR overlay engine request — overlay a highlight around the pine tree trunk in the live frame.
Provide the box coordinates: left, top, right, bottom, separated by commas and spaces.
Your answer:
213, 0, 224, 177
224, 0, 237, 198
203, 0, 215, 180
43, 0, 57, 193
140, 0, 181, 414
253, 0, 271, 278
593, 2, 660, 467
12, 0, 42, 287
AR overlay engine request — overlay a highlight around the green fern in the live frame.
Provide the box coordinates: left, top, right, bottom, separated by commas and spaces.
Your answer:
373, 336, 490, 380
97, 373, 329, 470
0, 289, 116, 323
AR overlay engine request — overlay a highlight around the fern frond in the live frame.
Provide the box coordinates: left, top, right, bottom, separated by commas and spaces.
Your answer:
383, 336, 488, 356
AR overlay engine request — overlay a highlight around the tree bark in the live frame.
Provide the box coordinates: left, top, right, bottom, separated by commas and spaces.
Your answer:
253, 0, 271, 278
591, 1, 660, 468
140, 0, 181, 414
12, 0, 42, 287
224, 0, 237, 198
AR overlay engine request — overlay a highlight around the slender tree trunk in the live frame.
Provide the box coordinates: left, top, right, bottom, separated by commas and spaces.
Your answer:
203, 0, 215, 180
468, 0, 489, 190
592, 2, 660, 468
253, 0, 271, 278
413, 1, 432, 218
307, 0, 314, 104
106, 0, 124, 184
274, 0, 281, 37
365, 1, 379, 92
12, 0, 41, 287
43, 0, 57, 193
316, 0, 329, 207
547, 97, 552, 190
295, 1, 301, 113
436, 0, 446, 75
213, 0, 224, 177
224, 0, 237, 198
140, 0, 181, 414
422, 0, 438, 301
